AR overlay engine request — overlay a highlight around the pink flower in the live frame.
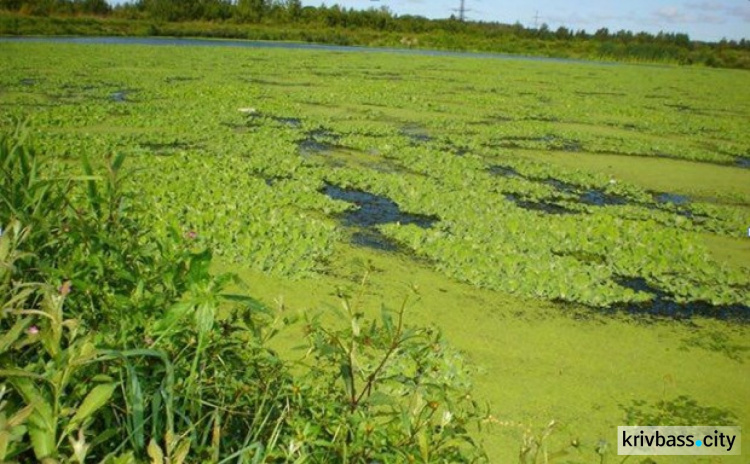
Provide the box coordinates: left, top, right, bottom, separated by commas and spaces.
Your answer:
186, 230, 198, 240
27, 326, 40, 335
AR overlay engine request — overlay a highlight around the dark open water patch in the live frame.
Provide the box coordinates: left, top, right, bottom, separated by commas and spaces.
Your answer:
452, 146, 470, 156
579, 189, 628, 206
488, 164, 522, 177
488, 167, 628, 214
543, 178, 577, 193
110, 90, 129, 102
271, 116, 302, 128
613, 276, 749, 321
299, 139, 334, 155
737, 157, 750, 168
322, 184, 438, 251
441, 141, 470, 156
489, 167, 707, 220
238, 110, 303, 128
323, 184, 438, 228
307, 128, 339, 140
260, 174, 291, 186
298, 128, 341, 156
401, 125, 431, 144
648, 191, 708, 219
504, 194, 578, 215
653, 192, 690, 206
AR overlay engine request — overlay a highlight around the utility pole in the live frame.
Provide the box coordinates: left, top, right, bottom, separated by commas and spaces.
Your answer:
533, 10, 540, 29
454, 0, 468, 21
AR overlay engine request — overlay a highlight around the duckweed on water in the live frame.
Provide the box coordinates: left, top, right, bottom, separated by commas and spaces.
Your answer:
0, 42, 747, 310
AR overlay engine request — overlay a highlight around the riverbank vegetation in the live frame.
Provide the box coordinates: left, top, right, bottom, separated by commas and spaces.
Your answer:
1, 0, 750, 69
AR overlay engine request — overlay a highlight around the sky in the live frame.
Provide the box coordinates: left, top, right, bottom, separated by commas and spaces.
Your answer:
108, 1, 750, 42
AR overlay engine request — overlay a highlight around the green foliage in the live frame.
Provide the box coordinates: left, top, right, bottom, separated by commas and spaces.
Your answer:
288, 276, 487, 462
0, 130, 487, 461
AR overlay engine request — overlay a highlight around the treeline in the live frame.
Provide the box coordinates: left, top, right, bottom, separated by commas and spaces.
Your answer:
0, 0, 111, 15
1, 0, 749, 69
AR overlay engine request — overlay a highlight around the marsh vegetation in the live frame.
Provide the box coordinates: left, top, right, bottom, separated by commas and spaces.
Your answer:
1, 42, 748, 462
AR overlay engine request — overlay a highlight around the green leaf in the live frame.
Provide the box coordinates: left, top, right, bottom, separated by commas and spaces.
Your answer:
154, 302, 194, 333
0, 318, 32, 352
125, 362, 145, 452
381, 305, 394, 334
81, 154, 101, 218
9, 377, 55, 460
147, 439, 164, 464
111, 152, 126, 173
195, 302, 216, 337
186, 249, 212, 284
339, 362, 354, 400
65, 383, 117, 434
418, 428, 429, 462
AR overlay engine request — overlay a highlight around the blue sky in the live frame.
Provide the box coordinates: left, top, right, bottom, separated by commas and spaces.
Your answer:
108, 1, 750, 42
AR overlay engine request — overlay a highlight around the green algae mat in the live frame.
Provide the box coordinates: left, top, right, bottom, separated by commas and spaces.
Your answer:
1, 41, 748, 462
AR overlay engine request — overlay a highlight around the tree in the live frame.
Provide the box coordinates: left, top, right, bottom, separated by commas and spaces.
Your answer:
286, 0, 301, 22
555, 25, 571, 40
81, 0, 112, 15
594, 27, 610, 40
236, 0, 266, 23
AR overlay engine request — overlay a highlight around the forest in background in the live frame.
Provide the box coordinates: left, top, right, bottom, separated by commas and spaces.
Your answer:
1, 0, 749, 69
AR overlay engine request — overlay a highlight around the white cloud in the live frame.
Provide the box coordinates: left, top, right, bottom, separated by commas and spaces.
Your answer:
655, 6, 687, 23
683, 1, 750, 23
650, 3, 735, 25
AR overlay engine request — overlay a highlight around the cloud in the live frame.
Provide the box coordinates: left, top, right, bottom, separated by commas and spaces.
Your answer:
649, 3, 734, 25
684, 1, 750, 23
655, 6, 687, 22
